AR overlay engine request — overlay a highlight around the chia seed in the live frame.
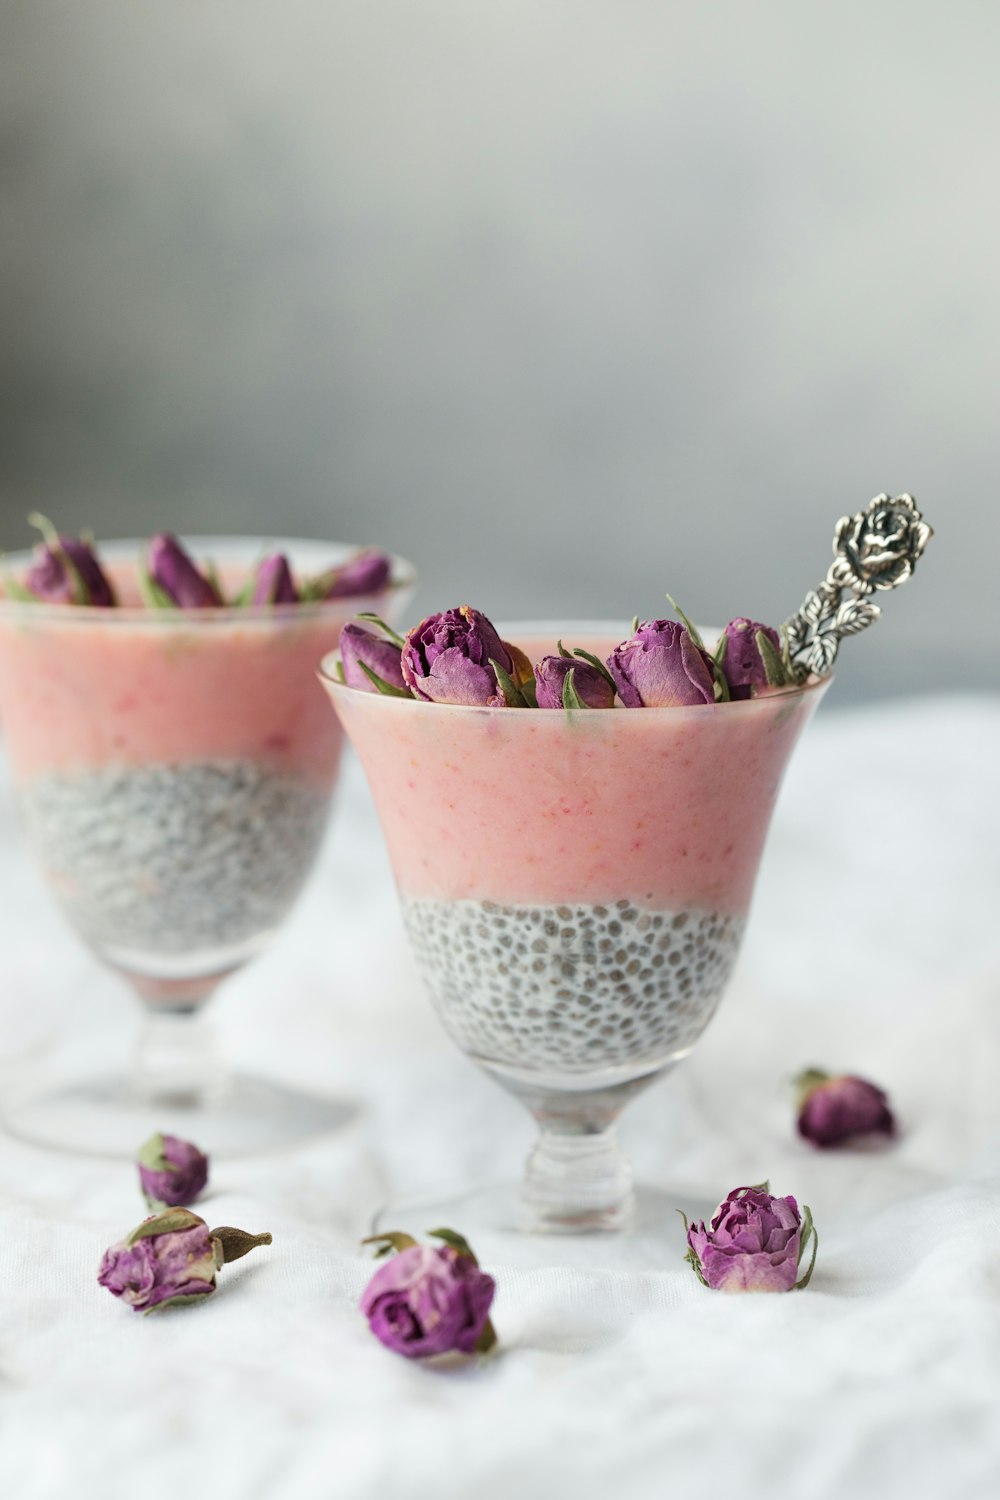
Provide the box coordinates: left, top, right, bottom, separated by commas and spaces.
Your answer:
402, 897, 743, 1077
19, 761, 330, 958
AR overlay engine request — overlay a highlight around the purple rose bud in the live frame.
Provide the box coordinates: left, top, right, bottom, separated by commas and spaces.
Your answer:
98, 1209, 219, 1313
339, 622, 409, 695
325, 550, 392, 599
23, 549, 69, 603
361, 1234, 496, 1359
795, 1069, 895, 1148
146, 533, 223, 608
23, 516, 116, 607
251, 553, 298, 605
608, 619, 715, 708
401, 606, 513, 706
137, 1132, 209, 1208
685, 1184, 817, 1293
98, 1209, 271, 1315
719, 618, 784, 699
535, 655, 615, 709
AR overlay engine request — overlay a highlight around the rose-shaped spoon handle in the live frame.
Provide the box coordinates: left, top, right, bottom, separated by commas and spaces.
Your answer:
782, 494, 933, 681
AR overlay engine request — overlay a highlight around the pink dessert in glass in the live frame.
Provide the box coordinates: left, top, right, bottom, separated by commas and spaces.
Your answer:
0, 535, 414, 1152
321, 624, 827, 1232
328, 495, 928, 1247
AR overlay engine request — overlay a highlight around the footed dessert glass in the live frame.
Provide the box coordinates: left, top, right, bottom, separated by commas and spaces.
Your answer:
321, 625, 827, 1236
0, 536, 414, 1155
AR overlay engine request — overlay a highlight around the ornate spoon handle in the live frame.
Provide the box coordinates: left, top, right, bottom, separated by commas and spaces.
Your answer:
782, 494, 933, 681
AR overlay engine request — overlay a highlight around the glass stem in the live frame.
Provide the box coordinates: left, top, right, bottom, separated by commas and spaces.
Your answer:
522, 1109, 634, 1232
129, 1007, 228, 1110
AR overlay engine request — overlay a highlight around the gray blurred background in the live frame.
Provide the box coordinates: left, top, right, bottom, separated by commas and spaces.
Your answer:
1, 1, 996, 700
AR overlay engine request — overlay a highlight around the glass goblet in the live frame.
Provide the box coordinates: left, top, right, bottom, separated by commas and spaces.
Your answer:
0, 536, 414, 1155
321, 624, 827, 1238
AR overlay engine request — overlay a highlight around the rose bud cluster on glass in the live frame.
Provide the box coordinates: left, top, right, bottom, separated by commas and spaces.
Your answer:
336, 600, 794, 709
3, 516, 393, 611
718, 618, 786, 700
360, 1228, 497, 1360
324, 549, 392, 599
143, 532, 224, 609
608, 619, 715, 707
137, 1131, 210, 1209
402, 606, 514, 707
251, 552, 298, 606
339, 618, 410, 696
682, 1183, 817, 1293
142, 535, 395, 611
535, 643, 616, 709
16, 513, 117, 607
98, 1208, 271, 1315
795, 1068, 896, 1148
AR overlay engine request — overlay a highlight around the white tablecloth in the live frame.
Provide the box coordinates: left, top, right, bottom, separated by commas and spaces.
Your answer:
1, 695, 999, 1500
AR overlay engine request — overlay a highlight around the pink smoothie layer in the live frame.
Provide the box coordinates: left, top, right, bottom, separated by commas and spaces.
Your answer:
0, 559, 376, 786
330, 634, 824, 912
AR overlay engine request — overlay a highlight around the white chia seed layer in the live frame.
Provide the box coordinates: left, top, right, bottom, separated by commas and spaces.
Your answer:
402, 897, 743, 1076
19, 761, 330, 957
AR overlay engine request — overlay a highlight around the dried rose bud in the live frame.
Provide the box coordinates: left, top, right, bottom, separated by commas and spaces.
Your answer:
503, 641, 538, 702
23, 515, 116, 607
144, 533, 223, 608
251, 553, 297, 605
683, 1183, 817, 1293
535, 653, 615, 709
608, 619, 715, 708
339, 621, 409, 696
360, 1229, 496, 1359
401, 607, 514, 706
718, 618, 786, 699
795, 1069, 895, 1148
324, 550, 392, 599
137, 1131, 209, 1208
98, 1209, 271, 1315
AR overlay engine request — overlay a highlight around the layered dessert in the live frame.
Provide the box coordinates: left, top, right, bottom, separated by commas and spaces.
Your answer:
0, 533, 403, 978
329, 625, 820, 1090
321, 494, 932, 1232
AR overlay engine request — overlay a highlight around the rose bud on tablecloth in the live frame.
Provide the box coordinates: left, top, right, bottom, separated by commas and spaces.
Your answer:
360, 1229, 497, 1359
608, 619, 715, 708
718, 617, 786, 698
98, 1209, 271, 1315
339, 621, 409, 696
23, 515, 116, 607
683, 1183, 817, 1293
535, 650, 616, 709
145, 533, 223, 608
137, 1132, 209, 1209
401, 606, 514, 707
795, 1069, 896, 1148
251, 552, 298, 605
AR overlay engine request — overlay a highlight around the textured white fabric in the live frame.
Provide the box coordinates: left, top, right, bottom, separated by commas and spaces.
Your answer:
1, 695, 999, 1500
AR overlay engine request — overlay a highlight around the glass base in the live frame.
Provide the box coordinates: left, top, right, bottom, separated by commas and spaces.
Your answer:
371, 1179, 717, 1271
2, 1072, 360, 1159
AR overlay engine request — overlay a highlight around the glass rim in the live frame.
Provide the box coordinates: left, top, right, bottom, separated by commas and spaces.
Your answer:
319, 619, 831, 718
0, 534, 416, 627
